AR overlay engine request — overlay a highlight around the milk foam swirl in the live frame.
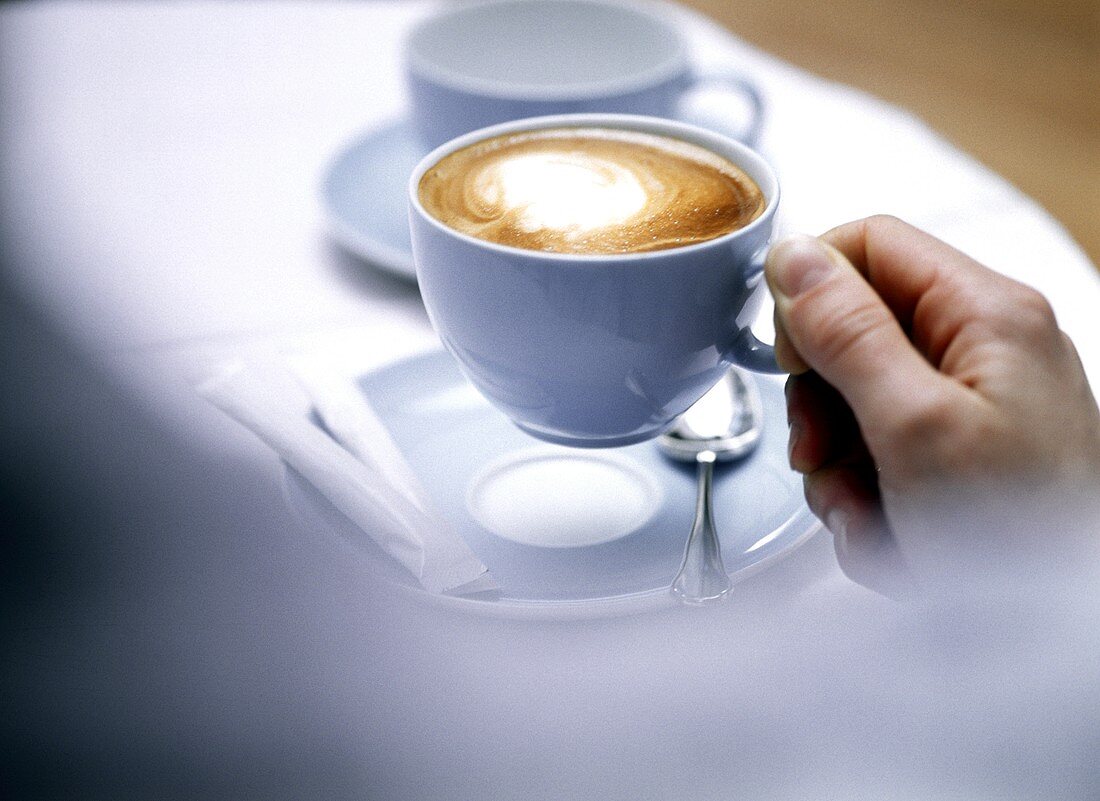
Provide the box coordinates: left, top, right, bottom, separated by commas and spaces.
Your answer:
418, 128, 765, 255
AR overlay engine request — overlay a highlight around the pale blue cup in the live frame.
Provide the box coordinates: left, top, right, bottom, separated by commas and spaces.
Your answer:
405, 0, 764, 151
408, 113, 781, 448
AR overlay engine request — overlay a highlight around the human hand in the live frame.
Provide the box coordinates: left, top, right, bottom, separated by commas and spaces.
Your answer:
765, 216, 1100, 596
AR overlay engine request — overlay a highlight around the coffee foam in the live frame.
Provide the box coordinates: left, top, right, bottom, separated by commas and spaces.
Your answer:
418, 127, 765, 255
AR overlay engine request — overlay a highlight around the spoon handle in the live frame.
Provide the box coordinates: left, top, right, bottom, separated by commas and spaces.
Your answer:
671, 452, 733, 604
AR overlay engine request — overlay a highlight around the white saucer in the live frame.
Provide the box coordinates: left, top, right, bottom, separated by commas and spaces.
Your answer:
320, 119, 421, 280
285, 350, 819, 620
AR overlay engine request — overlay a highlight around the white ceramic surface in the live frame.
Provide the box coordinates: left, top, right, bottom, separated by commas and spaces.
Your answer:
285, 349, 819, 619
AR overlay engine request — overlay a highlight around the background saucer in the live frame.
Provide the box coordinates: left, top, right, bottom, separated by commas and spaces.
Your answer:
285, 350, 819, 619
320, 119, 420, 280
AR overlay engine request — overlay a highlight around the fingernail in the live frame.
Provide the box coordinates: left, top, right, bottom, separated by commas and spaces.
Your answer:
769, 235, 835, 298
784, 376, 796, 419
826, 508, 850, 539
787, 421, 801, 469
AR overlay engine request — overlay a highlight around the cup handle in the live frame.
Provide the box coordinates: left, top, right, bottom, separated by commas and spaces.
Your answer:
678, 68, 766, 148
727, 248, 784, 374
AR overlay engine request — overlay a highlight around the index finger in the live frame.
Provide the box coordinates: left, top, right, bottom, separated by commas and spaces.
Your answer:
821, 215, 1048, 365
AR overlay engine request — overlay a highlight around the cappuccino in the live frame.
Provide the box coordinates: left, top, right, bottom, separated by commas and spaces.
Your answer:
417, 127, 765, 255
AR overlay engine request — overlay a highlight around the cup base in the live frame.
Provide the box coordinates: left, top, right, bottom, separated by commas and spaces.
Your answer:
513, 421, 667, 449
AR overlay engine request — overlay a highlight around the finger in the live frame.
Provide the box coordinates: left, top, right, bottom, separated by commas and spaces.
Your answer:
773, 306, 809, 375
822, 215, 1061, 367
819, 215, 943, 328
786, 372, 866, 474
803, 461, 879, 539
765, 233, 953, 425
832, 504, 911, 600
802, 465, 910, 597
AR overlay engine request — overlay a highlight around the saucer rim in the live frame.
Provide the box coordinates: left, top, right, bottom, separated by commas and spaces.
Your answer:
319, 117, 419, 281
284, 466, 821, 620
281, 349, 822, 620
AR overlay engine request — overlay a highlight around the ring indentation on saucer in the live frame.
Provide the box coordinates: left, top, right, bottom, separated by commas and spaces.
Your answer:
466, 448, 662, 548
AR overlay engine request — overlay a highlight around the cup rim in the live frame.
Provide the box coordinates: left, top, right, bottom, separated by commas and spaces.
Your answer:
405, 0, 688, 101
408, 113, 780, 264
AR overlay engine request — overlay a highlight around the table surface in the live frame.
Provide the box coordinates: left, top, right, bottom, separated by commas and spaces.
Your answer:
3, 2, 1100, 798
684, 0, 1100, 270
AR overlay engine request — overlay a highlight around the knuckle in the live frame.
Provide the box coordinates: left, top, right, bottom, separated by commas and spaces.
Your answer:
1011, 285, 1058, 336
876, 393, 1008, 485
888, 396, 953, 443
863, 214, 909, 238
878, 394, 958, 470
964, 281, 1059, 353
865, 213, 905, 229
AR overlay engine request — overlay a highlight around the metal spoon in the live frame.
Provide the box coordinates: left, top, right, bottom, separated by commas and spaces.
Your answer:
659, 368, 764, 604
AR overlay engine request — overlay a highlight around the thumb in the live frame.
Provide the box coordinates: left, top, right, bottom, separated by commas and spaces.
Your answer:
765, 234, 945, 423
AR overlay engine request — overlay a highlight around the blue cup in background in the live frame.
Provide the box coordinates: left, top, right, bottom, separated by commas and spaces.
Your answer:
408, 113, 782, 448
405, 0, 764, 151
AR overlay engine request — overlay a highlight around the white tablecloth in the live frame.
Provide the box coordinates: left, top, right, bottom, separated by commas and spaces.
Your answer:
4, 2, 1099, 798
